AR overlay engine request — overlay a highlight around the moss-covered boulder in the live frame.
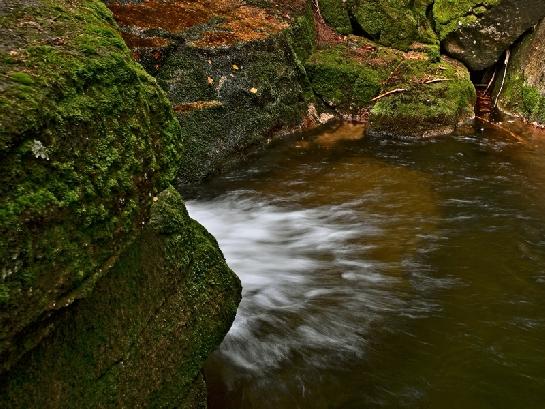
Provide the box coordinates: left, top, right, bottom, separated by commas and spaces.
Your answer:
0, 188, 241, 408
305, 38, 399, 118
368, 56, 476, 138
495, 19, 545, 125
435, 0, 545, 70
0, 0, 183, 373
351, 0, 438, 51
305, 37, 475, 136
105, 0, 317, 183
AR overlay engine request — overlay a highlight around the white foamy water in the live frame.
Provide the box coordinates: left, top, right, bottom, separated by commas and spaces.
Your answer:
187, 191, 439, 375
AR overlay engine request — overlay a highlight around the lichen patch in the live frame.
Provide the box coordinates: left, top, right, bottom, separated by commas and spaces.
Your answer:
108, 0, 289, 48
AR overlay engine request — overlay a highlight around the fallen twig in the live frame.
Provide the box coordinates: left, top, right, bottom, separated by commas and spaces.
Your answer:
424, 78, 451, 84
493, 49, 510, 108
371, 88, 407, 102
485, 70, 496, 92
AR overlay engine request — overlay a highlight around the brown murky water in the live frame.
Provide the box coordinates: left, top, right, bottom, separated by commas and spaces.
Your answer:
186, 121, 545, 409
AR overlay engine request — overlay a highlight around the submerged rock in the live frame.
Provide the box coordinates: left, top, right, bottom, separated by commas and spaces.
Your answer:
435, 0, 545, 71
496, 19, 545, 125
305, 37, 476, 136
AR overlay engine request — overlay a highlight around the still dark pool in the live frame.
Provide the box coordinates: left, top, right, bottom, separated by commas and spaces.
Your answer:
186, 121, 545, 409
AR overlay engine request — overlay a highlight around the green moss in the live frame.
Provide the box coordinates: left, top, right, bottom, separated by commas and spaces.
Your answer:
305, 39, 400, 113
369, 57, 476, 137
0, 0, 182, 373
303, 29, 475, 134
433, 0, 500, 39
0, 284, 9, 305
499, 73, 545, 124
496, 25, 545, 125
9, 71, 34, 85
0, 188, 241, 408
318, 0, 353, 35
352, 0, 438, 50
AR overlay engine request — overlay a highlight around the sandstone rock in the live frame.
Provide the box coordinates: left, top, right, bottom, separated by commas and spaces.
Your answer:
435, 0, 545, 71
496, 19, 545, 125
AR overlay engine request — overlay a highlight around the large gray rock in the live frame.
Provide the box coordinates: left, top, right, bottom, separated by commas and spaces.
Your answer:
436, 0, 545, 71
496, 19, 545, 125
105, 0, 317, 184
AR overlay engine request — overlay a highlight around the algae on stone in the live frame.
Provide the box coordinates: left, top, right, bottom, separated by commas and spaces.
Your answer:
305, 38, 398, 115
0, 188, 241, 409
434, 0, 545, 70
351, 0, 438, 51
368, 57, 476, 137
317, 0, 353, 35
305, 36, 475, 135
0, 0, 183, 373
433, 0, 500, 40
496, 20, 545, 125
306, 37, 475, 137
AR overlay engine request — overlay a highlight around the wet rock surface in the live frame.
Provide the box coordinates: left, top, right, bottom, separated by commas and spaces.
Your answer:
0, 188, 241, 409
438, 0, 545, 71
106, 0, 317, 183
496, 19, 545, 125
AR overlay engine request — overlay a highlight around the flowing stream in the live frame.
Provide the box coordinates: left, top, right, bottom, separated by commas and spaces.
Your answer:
185, 122, 545, 409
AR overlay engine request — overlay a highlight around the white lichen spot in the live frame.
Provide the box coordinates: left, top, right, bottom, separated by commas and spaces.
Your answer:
31, 140, 49, 160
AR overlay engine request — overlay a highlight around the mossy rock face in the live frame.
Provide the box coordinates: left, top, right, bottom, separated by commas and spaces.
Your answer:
305, 36, 475, 135
435, 0, 545, 70
0, 0, 182, 373
305, 38, 400, 116
106, 0, 316, 183
0, 188, 242, 409
351, 0, 438, 51
368, 56, 476, 138
496, 19, 545, 125
317, 0, 353, 35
